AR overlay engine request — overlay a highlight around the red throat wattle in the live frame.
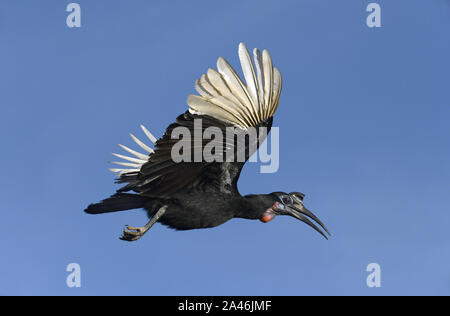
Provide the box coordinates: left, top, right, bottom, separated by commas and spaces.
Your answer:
260, 202, 278, 223
260, 212, 274, 223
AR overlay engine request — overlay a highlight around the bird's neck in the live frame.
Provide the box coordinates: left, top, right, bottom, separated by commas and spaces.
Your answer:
234, 194, 275, 220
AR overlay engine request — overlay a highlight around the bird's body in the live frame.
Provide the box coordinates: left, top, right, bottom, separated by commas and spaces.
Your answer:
85, 43, 330, 241
149, 193, 244, 230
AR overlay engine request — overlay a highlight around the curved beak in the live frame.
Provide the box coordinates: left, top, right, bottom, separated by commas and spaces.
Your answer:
286, 203, 331, 240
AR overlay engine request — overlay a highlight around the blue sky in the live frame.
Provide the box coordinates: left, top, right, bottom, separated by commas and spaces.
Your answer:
1, 0, 449, 295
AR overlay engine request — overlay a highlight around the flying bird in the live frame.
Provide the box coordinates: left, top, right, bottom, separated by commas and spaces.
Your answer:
85, 43, 330, 241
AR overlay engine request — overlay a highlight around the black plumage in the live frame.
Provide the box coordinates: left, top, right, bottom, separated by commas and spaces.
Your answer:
84, 43, 330, 241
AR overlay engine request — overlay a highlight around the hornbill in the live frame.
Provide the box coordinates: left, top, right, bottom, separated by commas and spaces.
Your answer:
85, 43, 330, 241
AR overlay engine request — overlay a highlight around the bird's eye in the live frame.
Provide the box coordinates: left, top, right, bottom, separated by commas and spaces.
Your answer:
280, 195, 293, 205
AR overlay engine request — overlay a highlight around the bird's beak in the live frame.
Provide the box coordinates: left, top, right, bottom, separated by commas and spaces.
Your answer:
286, 203, 331, 240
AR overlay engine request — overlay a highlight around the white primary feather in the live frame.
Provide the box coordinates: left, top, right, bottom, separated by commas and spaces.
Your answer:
238, 43, 259, 113
111, 161, 141, 168
262, 49, 273, 118
200, 73, 220, 97
253, 48, 265, 111
110, 125, 156, 176
188, 95, 242, 125
187, 43, 282, 128
140, 125, 157, 143
112, 153, 146, 164
195, 79, 212, 98
109, 168, 140, 176
195, 74, 221, 98
204, 69, 255, 125
118, 144, 148, 160
130, 133, 154, 153
271, 67, 282, 117
217, 57, 259, 124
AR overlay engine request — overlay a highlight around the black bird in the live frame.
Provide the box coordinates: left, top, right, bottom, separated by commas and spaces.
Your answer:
85, 43, 330, 241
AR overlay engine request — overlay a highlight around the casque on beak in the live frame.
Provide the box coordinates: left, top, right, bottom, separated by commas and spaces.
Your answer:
281, 194, 331, 239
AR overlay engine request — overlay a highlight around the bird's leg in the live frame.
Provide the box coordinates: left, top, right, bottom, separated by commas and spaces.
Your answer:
120, 205, 167, 242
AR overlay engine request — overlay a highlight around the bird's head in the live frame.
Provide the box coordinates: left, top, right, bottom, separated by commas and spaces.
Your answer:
249, 192, 330, 239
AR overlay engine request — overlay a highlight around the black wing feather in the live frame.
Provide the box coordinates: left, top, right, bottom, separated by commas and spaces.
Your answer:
115, 111, 272, 198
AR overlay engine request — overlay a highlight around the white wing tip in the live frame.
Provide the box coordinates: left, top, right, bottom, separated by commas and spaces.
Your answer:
189, 43, 282, 127
109, 125, 159, 175
140, 124, 157, 143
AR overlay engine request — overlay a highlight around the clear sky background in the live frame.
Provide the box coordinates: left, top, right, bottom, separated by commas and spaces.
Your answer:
0, 0, 449, 295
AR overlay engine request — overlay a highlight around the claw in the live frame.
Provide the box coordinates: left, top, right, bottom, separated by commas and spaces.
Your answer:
119, 205, 168, 242
120, 225, 146, 242
125, 225, 145, 233
120, 234, 141, 242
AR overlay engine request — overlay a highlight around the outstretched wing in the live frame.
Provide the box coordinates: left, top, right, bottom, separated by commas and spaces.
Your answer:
110, 43, 281, 198
188, 43, 282, 128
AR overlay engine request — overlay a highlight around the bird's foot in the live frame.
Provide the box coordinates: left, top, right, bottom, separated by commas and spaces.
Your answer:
120, 225, 147, 242
119, 206, 168, 242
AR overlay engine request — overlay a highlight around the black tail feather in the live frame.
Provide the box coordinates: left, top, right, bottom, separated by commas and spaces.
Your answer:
84, 193, 146, 214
